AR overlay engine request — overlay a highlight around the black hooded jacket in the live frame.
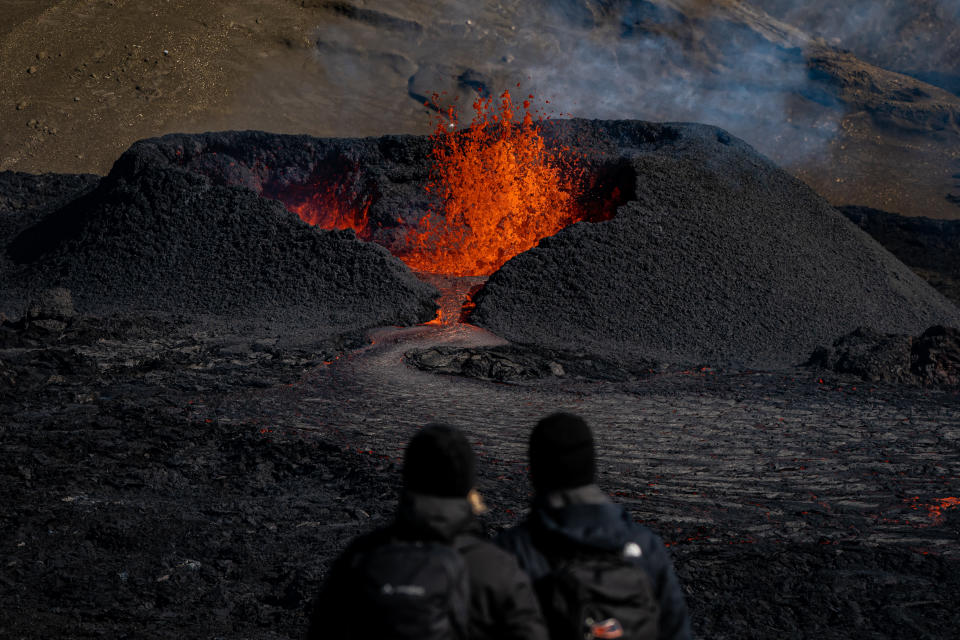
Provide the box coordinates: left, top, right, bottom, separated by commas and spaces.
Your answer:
306, 492, 548, 640
496, 485, 692, 640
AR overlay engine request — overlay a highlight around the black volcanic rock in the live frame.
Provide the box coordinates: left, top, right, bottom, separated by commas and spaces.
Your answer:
64, 130, 437, 252
23, 287, 76, 333
405, 345, 561, 382
912, 325, 960, 386
0, 172, 101, 295
807, 327, 915, 384
809, 325, 960, 386
405, 344, 658, 382
471, 121, 960, 368
2, 138, 438, 328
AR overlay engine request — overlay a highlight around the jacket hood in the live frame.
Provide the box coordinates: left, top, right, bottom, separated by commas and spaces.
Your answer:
533, 484, 637, 552
394, 491, 475, 542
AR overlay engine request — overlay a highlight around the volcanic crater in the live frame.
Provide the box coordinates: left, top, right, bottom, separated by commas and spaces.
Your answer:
6, 116, 955, 368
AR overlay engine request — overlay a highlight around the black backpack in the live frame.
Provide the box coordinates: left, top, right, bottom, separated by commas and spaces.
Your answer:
347, 537, 470, 640
534, 540, 660, 640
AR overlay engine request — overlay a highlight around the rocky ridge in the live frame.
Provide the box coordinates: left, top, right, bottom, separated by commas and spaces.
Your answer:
0, 145, 438, 329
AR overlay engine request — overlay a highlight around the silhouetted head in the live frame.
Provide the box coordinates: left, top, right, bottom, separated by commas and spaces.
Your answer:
403, 423, 476, 497
529, 412, 596, 494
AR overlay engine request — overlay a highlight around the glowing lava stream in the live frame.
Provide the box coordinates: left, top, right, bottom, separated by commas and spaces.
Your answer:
413, 273, 486, 326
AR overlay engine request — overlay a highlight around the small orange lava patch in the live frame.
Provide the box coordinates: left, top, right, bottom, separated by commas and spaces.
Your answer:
905, 496, 960, 524
927, 497, 960, 523
423, 308, 444, 325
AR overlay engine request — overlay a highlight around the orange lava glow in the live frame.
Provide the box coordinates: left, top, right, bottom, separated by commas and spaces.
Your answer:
282, 184, 371, 240
424, 307, 445, 325
402, 90, 582, 276
927, 497, 960, 523
905, 496, 960, 525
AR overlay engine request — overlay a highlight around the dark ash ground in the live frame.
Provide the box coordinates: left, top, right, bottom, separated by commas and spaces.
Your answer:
2, 311, 958, 639
2, 121, 959, 638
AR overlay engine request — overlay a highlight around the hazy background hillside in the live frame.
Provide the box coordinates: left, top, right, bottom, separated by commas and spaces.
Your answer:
2, 0, 959, 219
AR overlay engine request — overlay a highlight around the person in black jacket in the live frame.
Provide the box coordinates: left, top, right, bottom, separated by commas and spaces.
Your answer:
497, 412, 692, 640
306, 423, 547, 640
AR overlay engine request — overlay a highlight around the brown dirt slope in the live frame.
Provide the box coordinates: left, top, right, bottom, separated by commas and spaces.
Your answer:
2, 1, 960, 218
753, 0, 960, 95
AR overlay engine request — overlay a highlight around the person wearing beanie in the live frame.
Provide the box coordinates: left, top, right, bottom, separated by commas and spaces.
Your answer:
307, 424, 547, 640
497, 413, 692, 640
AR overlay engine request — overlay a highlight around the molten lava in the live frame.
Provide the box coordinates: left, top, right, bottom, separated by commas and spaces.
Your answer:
403, 90, 583, 277
927, 497, 960, 524
904, 495, 960, 525
274, 90, 621, 281
278, 183, 371, 240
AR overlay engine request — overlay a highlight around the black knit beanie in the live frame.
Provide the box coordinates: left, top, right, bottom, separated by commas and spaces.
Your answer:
403, 424, 476, 497
529, 412, 596, 493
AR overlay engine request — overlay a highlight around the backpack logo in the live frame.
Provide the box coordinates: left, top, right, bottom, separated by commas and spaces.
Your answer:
589, 617, 625, 638
381, 583, 427, 597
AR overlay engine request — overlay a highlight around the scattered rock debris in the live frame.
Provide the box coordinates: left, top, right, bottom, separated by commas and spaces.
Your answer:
809, 325, 960, 386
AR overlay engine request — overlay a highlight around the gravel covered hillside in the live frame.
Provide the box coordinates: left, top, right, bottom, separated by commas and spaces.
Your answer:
1, 149, 438, 329
472, 121, 960, 368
